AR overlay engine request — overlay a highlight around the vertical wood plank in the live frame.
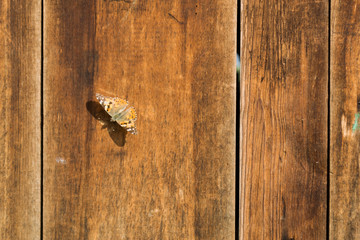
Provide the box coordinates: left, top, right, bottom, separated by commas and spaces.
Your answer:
44, 0, 236, 238
330, 1, 360, 239
240, 1, 328, 239
0, 0, 41, 239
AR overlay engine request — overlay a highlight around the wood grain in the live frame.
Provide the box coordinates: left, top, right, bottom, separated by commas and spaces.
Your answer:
240, 1, 328, 239
330, 1, 360, 239
0, 0, 41, 239
44, 0, 236, 239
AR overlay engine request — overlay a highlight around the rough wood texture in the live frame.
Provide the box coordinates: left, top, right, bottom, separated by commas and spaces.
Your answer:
330, 1, 360, 239
44, 0, 236, 239
0, 0, 41, 239
240, 1, 328, 239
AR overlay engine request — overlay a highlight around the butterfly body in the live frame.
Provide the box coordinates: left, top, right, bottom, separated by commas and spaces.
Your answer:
96, 93, 138, 135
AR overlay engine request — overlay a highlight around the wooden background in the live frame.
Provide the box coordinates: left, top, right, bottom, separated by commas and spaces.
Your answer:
240, 0, 359, 240
241, 0, 328, 239
43, 0, 236, 239
0, 1, 41, 239
2, 0, 360, 239
330, 1, 360, 239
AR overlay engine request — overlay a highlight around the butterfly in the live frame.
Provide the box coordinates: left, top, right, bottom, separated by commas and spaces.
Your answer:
96, 93, 138, 135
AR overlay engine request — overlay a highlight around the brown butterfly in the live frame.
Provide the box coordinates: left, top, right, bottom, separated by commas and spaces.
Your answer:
96, 93, 137, 135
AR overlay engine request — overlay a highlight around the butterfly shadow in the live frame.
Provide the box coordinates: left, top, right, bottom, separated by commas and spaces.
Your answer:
86, 101, 128, 147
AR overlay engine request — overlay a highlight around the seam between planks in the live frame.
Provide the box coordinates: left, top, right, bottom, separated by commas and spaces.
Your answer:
326, 1, 331, 240
40, 0, 44, 238
235, 0, 241, 239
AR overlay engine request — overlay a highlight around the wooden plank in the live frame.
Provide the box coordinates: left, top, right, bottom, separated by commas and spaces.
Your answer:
44, 0, 236, 238
330, 1, 360, 239
0, 0, 41, 239
240, 1, 328, 239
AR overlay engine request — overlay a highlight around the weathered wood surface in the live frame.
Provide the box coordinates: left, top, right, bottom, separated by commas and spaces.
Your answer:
330, 1, 360, 239
44, 0, 236, 239
0, 0, 41, 239
240, 1, 328, 239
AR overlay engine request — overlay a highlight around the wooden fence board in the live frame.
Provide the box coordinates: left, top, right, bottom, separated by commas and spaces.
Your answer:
240, 1, 328, 239
330, 1, 360, 239
0, 0, 41, 239
44, 0, 236, 239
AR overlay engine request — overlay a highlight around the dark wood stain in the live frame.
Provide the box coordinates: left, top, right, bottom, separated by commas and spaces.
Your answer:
240, 0, 328, 239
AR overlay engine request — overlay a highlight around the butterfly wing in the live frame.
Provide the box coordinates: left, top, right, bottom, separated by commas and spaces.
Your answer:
96, 93, 128, 120
114, 107, 138, 135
